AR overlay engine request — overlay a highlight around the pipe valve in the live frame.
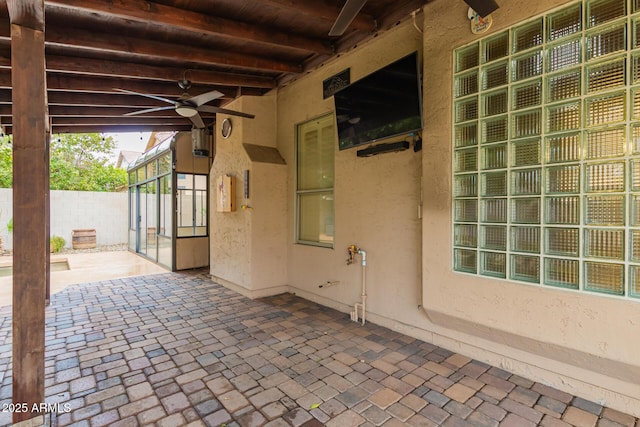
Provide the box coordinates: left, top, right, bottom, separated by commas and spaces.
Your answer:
346, 244, 360, 265
346, 244, 367, 325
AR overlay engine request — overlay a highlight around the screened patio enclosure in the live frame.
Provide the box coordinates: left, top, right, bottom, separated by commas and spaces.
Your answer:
127, 132, 211, 271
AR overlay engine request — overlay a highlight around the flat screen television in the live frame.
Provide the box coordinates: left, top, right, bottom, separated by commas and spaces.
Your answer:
334, 52, 423, 151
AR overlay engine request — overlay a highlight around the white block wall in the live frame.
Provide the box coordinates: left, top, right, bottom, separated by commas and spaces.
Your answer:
0, 188, 128, 250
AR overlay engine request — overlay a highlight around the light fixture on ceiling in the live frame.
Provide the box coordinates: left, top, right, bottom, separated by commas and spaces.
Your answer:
175, 105, 198, 118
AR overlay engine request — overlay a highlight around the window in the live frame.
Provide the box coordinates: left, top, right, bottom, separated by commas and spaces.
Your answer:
177, 173, 208, 237
453, 0, 640, 299
159, 175, 172, 238
296, 114, 335, 247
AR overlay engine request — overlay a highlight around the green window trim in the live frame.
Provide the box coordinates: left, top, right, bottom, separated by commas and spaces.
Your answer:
295, 114, 335, 247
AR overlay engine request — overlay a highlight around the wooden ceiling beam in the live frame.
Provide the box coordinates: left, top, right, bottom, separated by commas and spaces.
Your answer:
7, 0, 44, 30
0, 105, 218, 118
46, 91, 169, 108
50, 124, 194, 134
47, 0, 333, 55
0, 50, 276, 89
0, 18, 301, 74
0, 69, 264, 98
45, 73, 264, 98
44, 55, 277, 89
47, 106, 213, 118
0, 113, 202, 126
0, 90, 244, 109
51, 117, 197, 126
47, 92, 172, 108
257, 0, 375, 32
47, 25, 300, 74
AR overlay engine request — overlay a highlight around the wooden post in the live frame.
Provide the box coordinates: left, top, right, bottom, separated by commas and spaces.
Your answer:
8, 0, 48, 423
46, 130, 51, 305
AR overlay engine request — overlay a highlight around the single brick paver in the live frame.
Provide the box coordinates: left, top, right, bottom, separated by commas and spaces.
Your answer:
0, 269, 638, 427
563, 406, 599, 427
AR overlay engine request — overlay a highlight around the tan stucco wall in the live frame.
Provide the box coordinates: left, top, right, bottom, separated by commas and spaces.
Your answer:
277, 20, 423, 323
176, 237, 209, 270
174, 131, 210, 174
210, 94, 288, 296
208, 1, 640, 415
421, 0, 640, 415
173, 132, 211, 270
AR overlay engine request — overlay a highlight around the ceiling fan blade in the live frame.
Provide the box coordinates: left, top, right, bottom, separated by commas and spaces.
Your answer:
188, 90, 225, 107
113, 88, 175, 104
189, 113, 206, 129
463, 0, 499, 18
123, 106, 176, 116
329, 0, 368, 36
198, 105, 256, 119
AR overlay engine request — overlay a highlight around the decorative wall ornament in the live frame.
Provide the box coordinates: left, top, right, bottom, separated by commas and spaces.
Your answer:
468, 8, 493, 34
323, 69, 351, 99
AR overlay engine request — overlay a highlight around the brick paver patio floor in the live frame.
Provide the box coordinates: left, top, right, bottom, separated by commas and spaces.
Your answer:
0, 269, 638, 427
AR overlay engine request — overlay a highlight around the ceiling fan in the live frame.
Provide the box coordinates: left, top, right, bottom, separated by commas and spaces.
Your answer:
329, 0, 368, 36
328, 0, 500, 36
115, 79, 255, 129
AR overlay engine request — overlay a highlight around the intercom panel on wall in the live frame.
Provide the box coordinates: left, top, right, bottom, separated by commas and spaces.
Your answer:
216, 174, 235, 212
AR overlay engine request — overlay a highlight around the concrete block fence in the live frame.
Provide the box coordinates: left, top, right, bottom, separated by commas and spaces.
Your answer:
0, 188, 128, 251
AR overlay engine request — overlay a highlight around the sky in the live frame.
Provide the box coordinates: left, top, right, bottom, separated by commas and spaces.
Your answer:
105, 132, 151, 164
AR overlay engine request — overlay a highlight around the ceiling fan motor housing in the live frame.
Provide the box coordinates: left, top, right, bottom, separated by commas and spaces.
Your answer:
178, 78, 192, 90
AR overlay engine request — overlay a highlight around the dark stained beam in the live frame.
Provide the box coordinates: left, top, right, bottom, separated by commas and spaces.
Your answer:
0, 69, 264, 98
290, 0, 426, 85
334, 0, 425, 52
52, 117, 203, 126
2, 123, 197, 133
44, 73, 265, 98
47, 91, 172, 108
0, 51, 276, 89
7, 0, 44, 30
0, 105, 219, 119
48, 105, 212, 118
258, 0, 376, 32
17, 90, 219, 109
47, 0, 333, 55
45, 55, 277, 89
4, 117, 209, 128
51, 124, 193, 133
9, 0, 47, 422
0, 18, 301, 74
47, 24, 300, 74
45, 130, 50, 305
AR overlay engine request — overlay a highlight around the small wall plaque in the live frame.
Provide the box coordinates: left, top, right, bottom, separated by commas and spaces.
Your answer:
216, 174, 235, 212
323, 69, 350, 99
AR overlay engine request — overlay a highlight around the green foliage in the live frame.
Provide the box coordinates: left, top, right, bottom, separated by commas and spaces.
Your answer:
6, 217, 12, 233
0, 133, 128, 191
50, 235, 66, 253
0, 136, 12, 188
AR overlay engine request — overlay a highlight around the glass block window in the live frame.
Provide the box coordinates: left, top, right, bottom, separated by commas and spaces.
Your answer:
452, 0, 640, 300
